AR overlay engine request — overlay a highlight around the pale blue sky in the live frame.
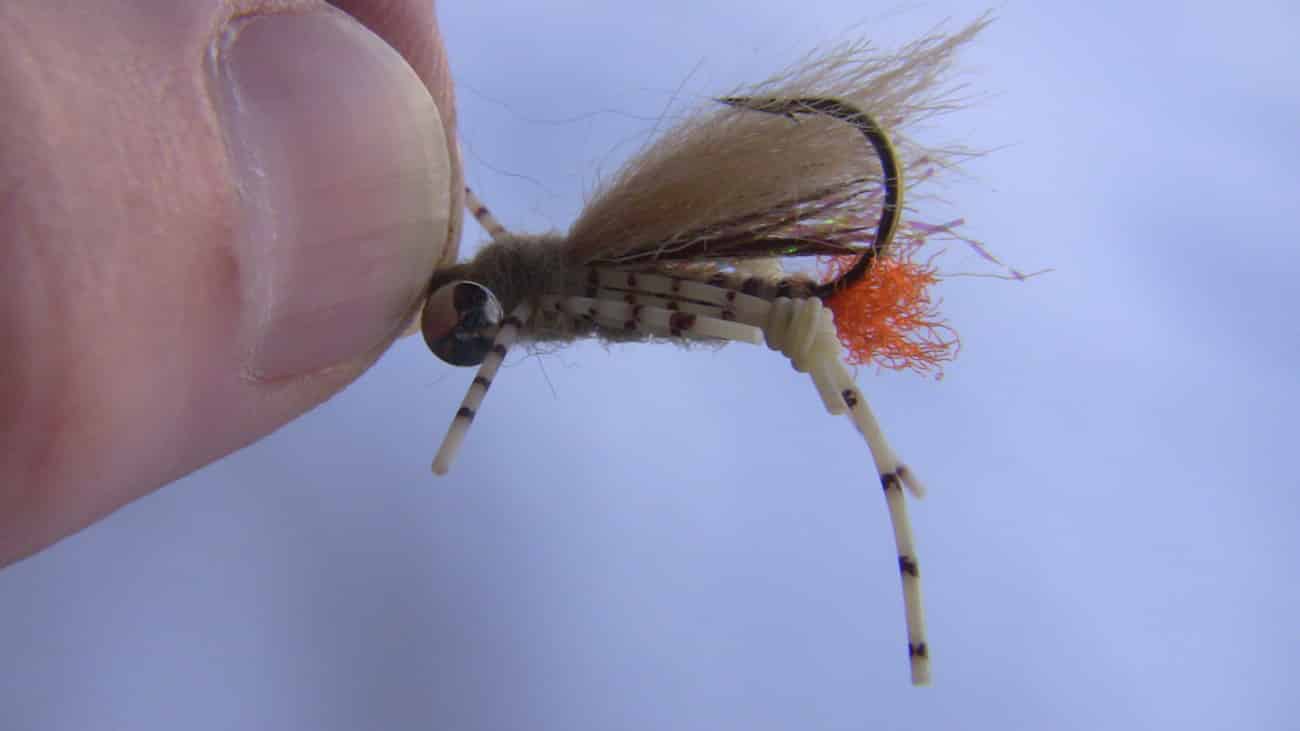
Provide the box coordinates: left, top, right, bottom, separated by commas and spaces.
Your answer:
4, 2, 1298, 729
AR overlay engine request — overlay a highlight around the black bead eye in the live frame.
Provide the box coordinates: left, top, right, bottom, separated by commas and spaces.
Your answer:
421, 281, 503, 366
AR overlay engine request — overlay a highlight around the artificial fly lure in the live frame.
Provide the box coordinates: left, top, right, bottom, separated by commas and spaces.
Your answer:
420, 18, 1001, 686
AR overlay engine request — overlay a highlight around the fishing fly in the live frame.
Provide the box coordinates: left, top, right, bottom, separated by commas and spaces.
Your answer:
422, 18, 999, 686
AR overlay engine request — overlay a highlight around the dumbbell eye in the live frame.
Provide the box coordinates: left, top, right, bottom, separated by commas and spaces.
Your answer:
421, 281, 503, 367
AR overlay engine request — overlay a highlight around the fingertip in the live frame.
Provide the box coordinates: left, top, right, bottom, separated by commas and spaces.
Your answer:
213, 10, 451, 380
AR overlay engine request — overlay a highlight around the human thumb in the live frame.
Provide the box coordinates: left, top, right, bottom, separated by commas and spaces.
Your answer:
213, 10, 450, 380
0, 6, 454, 567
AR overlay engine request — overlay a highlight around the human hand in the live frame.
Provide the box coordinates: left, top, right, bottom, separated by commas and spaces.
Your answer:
0, 0, 460, 566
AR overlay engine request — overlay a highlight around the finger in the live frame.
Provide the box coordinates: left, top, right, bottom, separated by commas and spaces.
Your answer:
0, 2, 454, 565
328, 0, 463, 268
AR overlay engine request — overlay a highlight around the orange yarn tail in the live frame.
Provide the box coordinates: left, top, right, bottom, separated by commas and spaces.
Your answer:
822, 248, 957, 377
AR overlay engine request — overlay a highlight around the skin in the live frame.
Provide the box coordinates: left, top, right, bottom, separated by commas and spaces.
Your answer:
0, 0, 460, 567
